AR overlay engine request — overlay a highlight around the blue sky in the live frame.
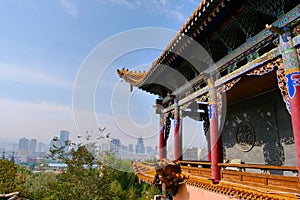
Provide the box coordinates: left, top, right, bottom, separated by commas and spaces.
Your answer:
0, 0, 206, 148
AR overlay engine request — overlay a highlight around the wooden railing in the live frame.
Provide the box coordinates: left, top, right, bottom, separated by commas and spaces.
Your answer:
218, 163, 298, 172
178, 161, 300, 194
179, 161, 212, 179
133, 161, 300, 199
178, 160, 211, 167
219, 163, 299, 194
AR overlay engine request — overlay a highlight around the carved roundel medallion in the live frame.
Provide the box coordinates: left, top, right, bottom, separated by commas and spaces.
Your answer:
235, 122, 255, 152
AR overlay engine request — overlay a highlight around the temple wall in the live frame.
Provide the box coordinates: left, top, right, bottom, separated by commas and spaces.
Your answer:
173, 184, 239, 200
275, 92, 296, 167
221, 89, 296, 169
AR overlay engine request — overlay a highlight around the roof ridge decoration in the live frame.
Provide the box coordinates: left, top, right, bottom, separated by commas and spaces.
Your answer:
117, 68, 147, 91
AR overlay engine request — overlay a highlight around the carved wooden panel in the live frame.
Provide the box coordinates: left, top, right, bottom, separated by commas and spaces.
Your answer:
235, 122, 255, 152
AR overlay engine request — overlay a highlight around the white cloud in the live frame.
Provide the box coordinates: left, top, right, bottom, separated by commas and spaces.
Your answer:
0, 98, 127, 144
150, 0, 199, 23
58, 0, 78, 18
0, 99, 76, 142
105, 0, 198, 22
0, 63, 73, 90
107, 0, 141, 9
159, 5, 186, 22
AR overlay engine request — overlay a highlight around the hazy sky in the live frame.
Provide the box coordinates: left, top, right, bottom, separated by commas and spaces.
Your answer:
0, 0, 207, 148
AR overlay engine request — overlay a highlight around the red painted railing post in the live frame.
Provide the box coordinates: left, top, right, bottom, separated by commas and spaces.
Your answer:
174, 98, 182, 161
159, 113, 166, 160
208, 76, 220, 183
207, 132, 211, 161
279, 27, 300, 179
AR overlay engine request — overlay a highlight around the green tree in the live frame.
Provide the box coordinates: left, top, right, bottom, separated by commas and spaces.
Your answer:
127, 186, 138, 200
139, 184, 160, 200
0, 159, 18, 194
23, 172, 57, 200
0, 127, 159, 200
0, 159, 28, 195
109, 180, 124, 200
26, 128, 157, 200
48, 145, 112, 200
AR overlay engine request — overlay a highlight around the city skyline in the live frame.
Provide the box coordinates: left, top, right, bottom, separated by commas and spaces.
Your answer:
0, 130, 209, 165
0, 132, 204, 152
0, 116, 208, 150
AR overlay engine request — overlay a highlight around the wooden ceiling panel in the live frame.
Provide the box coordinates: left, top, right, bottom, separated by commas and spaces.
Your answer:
226, 70, 278, 104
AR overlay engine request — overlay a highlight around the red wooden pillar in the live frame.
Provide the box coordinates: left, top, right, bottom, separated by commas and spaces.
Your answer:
279, 27, 300, 179
207, 130, 211, 161
159, 113, 166, 160
208, 76, 220, 183
174, 98, 182, 161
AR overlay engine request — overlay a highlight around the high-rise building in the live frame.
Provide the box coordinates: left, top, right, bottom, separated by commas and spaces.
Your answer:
38, 142, 45, 152
29, 139, 37, 153
110, 138, 121, 153
18, 137, 30, 156
60, 130, 69, 145
60, 130, 70, 152
135, 137, 145, 154
18, 137, 29, 151
128, 144, 134, 153
146, 146, 154, 153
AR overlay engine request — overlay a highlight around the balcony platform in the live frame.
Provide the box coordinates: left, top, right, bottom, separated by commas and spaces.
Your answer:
133, 161, 300, 199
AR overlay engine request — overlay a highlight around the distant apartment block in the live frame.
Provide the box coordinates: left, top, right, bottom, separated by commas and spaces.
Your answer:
18, 137, 29, 151
135, 137, 145, 154
128, 144, 134, 153
18, 137, 30, 156
110, 138, 121, 156
60, 130, 70, 152
29, 139, 37, 153
38, 142, 48, 153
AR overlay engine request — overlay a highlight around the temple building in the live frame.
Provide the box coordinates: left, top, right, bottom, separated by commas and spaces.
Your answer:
118, 0, 300, 199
